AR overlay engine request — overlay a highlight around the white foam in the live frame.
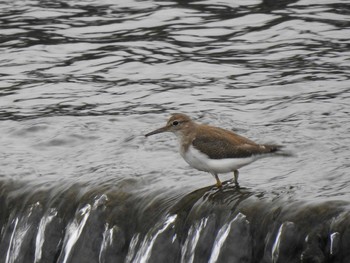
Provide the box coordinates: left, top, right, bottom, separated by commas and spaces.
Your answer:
59, 204, 91, 263
133, 214, 177, 263
34, 208, 58, 263
181, 217, 208, 263
271, 222, 294, 263
208, 213, 247, 263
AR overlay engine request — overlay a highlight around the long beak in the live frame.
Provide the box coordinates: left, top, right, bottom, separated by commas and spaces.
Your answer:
145, 126, 169, 137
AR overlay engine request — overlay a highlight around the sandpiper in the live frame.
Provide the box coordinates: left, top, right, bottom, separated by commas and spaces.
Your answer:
145, 113, 288, 188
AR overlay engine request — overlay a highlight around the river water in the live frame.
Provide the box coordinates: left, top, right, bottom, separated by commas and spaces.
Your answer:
0, 0, 349, 262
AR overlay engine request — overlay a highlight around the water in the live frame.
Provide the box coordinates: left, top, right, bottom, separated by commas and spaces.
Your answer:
1, 0, 350, 262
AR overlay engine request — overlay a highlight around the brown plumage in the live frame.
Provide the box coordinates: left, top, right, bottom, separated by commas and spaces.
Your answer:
192, 125, 282, 159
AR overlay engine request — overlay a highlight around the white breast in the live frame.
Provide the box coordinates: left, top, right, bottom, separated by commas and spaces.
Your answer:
180, 145, 257, 174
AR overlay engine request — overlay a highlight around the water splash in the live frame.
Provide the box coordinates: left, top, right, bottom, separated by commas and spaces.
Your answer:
99, 223, 114, 262
271, 221, 294, 263
5, 217, 19, 263
208, 213, 247, 263
58, 204, 91, 263
34, 208, 58, 263
93, 194, 109, 209
132, 214, 177, 263
5, 203, 40, 263
181, 217, 208, 263
125, 233, 140, 263
330, 232, 340, 255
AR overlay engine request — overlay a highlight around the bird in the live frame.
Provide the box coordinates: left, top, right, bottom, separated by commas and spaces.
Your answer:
145, 113, 289, 188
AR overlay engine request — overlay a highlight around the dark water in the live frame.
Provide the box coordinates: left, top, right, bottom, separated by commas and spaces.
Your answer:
1, 0, 350, 262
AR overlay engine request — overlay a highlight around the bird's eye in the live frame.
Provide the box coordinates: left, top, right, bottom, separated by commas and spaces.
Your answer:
172, 121, 179, 126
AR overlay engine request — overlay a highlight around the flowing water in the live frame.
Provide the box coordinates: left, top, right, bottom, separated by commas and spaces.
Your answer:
0, 0, 350, 262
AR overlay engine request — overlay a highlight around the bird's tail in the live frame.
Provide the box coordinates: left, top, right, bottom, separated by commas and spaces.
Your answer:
268, 144, 295, 157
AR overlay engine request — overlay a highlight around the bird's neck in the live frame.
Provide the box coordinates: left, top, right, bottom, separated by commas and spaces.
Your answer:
174, 121, 198, 153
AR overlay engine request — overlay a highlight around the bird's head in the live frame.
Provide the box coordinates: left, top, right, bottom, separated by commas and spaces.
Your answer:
145, 113, 192, 137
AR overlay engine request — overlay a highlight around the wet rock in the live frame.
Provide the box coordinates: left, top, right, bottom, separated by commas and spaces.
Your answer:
1, 181, 350, 263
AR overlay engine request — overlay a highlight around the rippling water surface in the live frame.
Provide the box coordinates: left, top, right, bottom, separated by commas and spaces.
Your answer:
0, 0, 350, 261
0, 0, 350, 263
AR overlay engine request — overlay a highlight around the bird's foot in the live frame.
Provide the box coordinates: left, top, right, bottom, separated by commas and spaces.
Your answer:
214, 174, 222, 188
233, 170, 240, 188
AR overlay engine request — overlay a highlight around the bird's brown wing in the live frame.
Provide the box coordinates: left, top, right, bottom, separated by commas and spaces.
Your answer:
192, 128, 281, 159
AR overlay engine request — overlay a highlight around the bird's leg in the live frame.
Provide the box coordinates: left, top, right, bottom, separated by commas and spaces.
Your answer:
233, 170, 240, 188
212, 173, 222, 188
